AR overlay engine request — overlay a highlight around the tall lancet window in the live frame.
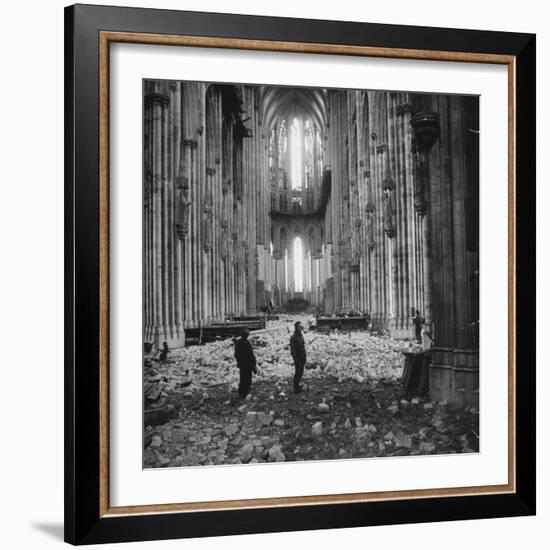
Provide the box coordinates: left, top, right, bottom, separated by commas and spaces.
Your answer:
304, 120, 314, 189
293, 236, 304, 292
315, 126, 324, 176
290, 118, 302, 190
268, 128, 276, 186
278, 120, 287, 189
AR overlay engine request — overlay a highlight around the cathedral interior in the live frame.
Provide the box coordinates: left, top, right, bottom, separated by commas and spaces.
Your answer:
143, 80, 479, 408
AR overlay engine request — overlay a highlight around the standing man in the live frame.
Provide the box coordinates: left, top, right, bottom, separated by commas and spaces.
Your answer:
290, 321, 306, 394
234, 328, 257, 399
413, 310, 425, 344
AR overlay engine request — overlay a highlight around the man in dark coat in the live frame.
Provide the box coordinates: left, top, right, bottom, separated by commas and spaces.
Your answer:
413, 310, 425, 344
290, 321, 306, 394
234, 328, 257, 399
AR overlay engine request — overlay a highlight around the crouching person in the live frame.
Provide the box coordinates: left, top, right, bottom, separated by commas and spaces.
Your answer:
234, 328, 257, 399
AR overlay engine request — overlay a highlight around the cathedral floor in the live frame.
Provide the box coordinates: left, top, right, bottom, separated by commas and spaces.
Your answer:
144, 316, 479, 468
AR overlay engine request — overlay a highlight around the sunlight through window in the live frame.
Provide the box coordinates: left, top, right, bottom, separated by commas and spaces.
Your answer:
291, 118, 302, 190
294, 236, 303, 292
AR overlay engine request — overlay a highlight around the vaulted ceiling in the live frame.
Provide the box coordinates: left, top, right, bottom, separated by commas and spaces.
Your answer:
258, 86, 328, 132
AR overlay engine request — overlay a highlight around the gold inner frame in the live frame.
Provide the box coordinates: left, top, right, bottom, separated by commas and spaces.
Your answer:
98, 31, 516, 518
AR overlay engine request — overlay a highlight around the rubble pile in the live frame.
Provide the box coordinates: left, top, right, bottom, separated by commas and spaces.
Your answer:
145, 315, 419, 398
143, 316, 478, 468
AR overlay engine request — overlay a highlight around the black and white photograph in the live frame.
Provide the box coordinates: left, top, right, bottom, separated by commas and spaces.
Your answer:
142, 79, 480, 469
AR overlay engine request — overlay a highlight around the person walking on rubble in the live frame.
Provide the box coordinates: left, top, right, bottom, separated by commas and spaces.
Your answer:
290, 321, 307, 394
234, 328, 257, 399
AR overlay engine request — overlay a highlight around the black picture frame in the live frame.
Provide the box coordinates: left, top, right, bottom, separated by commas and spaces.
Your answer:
65, 3, 536, 545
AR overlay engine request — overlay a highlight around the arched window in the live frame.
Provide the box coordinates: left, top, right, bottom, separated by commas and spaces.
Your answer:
315, 126, 324, 176
293, 236, 303, 292
278, 120, 287, 189
290, 118, 302, 190
278, 121, 287, 166
304, 120, 314, 189
268, 128, 276, 186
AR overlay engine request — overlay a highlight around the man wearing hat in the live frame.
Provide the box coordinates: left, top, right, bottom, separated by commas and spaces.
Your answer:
290, 321, 307, 394
234, 328, 257, 399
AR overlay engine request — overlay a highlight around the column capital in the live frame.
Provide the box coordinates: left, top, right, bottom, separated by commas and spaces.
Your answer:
145, 93, 169, 108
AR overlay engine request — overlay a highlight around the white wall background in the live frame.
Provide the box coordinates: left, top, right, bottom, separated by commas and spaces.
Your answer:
0, 0, 546, 547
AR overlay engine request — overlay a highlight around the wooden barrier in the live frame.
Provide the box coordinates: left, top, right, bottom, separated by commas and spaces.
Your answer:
315, 316, 370, 332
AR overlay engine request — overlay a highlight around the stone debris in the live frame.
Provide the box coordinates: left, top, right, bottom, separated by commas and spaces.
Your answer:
396, 433, 413, 449
268, 445, 286, 462
224, 423, 239, 437
420, 442, 436, 453
312, 422, 323, 436
145, 317, 413, 397
142, 316, 479, 468
150, 434, 163, 448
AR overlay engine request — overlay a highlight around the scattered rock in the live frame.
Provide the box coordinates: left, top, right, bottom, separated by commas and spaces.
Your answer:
355, 427, 370, 439
396, 433, 412, 448
268, 445, 286, 462
238, 443, 254, 462
224, 423, 239, 437
339, 448, 351, 459
420, 442, 436, 453
418, 427, 431, 439
143, 319, 477, 467
150, 434, 163, 448
244, 412, 263, 429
